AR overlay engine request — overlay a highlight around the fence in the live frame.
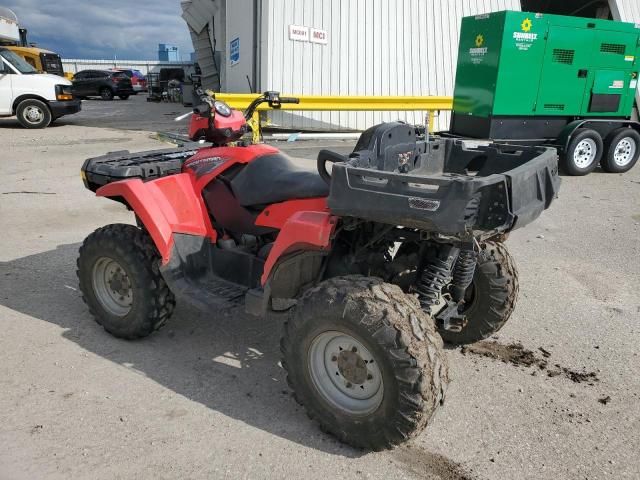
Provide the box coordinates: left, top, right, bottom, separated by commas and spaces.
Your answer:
62, 59, 195, 77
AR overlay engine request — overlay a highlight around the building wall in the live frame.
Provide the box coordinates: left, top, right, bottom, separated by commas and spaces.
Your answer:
609, 0, 640, 108
258, 0, 521, 131
224, 0, 256, 93
158, 44, 180, 62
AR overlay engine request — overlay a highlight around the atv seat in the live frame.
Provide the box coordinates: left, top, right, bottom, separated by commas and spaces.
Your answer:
230, 153, 329, 207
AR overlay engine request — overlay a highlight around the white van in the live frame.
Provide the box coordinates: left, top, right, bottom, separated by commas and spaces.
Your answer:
0, 47, 80, 128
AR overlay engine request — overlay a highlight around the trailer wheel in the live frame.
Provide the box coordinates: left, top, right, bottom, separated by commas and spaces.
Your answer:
16, 99, 52, 129
77, 224, 176, 339
601, 128, 640, 174
281, 276, 448, 450
563, 128, 602, 176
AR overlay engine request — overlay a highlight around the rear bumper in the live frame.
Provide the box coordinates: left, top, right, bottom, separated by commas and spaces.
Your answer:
49, 99, 82, 118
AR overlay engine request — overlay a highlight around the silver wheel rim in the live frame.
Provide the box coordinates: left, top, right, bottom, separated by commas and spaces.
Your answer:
613, 137, 636, 167
573, 138, 597, 168
23, 105, 44, 124
308, 331, 384, 415
91, 257, 133, 316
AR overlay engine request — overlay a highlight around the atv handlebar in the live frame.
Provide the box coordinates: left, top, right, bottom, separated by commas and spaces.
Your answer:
244, 91, 300, 120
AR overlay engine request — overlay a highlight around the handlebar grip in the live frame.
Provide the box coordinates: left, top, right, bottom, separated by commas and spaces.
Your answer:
193, 103, 211, 115
279, 97, 300, 104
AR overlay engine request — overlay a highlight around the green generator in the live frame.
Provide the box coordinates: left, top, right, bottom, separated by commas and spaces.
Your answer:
450, 11, 640, 175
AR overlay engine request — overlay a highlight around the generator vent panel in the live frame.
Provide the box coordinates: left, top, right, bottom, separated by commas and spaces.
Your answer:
553, 49, 575, 65
600, 43, 626, 55
544, 103, 565, 111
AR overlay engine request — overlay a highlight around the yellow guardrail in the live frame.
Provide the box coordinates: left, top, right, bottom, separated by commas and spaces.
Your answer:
214, 93, 453, 143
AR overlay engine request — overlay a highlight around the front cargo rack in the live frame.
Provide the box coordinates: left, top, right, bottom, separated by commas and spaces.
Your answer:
81, 147, 198, 192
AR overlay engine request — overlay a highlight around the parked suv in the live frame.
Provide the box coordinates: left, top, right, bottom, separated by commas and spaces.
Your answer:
71, 70, 134, 100
109, 68, 147, 93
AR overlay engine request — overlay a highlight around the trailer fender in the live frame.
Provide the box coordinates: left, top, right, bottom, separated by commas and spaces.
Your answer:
261, 211, 337, 286
96, 174, 211, 264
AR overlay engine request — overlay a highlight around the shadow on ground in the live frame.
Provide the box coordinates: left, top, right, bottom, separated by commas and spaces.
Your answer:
0, 243, 362, 457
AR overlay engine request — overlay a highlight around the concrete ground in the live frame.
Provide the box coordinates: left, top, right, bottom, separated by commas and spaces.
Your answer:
0, 97, 639, 480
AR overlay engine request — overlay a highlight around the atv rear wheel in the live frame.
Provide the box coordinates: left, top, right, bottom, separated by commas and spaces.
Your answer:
281, 276, 448, 450
77, 224, 175, 339
438, 241, 519, 345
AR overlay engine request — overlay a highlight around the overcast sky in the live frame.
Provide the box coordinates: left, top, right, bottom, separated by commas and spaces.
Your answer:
4, 0, 193, 60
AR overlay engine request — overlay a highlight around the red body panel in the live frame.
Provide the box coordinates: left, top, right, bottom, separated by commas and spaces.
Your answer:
96, 174, 214, 264
261, 211, 337, 285
188, 115, 210, 140
188, 109, 247, 143
255, 198, 329, 229
97, 139, 336, 288
184, 144, 279, 191
213, 109, 246, 130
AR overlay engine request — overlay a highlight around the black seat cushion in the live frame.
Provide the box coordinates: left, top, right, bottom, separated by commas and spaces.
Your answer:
230, 153, 329, 207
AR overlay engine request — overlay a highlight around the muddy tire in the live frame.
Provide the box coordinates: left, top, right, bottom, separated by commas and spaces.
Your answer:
77, 224, 175, 339
281, 275, 448, 450
439, 242, 519, 345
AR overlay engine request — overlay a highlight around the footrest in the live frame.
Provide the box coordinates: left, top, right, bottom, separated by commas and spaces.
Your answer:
167, 273, 248, 312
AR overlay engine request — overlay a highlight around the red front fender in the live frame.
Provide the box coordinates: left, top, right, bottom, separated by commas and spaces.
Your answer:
96, 174, 213, 263
261, 211, 337, 285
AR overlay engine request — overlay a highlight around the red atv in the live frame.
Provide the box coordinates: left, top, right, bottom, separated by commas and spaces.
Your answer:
78, 90, 560, 450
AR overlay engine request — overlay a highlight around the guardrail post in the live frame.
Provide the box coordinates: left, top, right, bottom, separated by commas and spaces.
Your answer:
249, 111, 261, 143
428, 110, 435, 133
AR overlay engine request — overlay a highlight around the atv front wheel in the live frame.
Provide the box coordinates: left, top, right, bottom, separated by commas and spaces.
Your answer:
77, 224, 175, 339
281, 276, 448, 450
438, 241, 519, 345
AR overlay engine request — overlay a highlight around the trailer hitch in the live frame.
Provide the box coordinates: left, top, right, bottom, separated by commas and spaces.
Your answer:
434, 299, 468, 332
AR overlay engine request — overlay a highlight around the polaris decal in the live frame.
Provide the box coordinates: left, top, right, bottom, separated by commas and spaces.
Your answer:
186, 156, 227, 178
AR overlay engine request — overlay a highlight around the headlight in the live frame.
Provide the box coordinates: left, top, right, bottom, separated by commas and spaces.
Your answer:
214, 100, 232, 117
55, 84, 73, 101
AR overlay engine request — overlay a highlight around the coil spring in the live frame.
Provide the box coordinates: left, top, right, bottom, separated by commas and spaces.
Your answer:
416, 255, 454, 310
450, 249, 477, 302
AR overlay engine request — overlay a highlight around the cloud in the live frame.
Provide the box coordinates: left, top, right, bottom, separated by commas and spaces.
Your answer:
3, 0, 193, 60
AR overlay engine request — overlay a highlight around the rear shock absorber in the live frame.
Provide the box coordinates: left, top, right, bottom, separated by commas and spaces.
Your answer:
416, 245, 459, 311
449, 249, 477, 303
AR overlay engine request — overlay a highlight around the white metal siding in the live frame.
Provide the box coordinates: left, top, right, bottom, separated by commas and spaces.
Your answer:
259, 0, 521, 131
609, 0, 640, 107
609, 0, 640, 24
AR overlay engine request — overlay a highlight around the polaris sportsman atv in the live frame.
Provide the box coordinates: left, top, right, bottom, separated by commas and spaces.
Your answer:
78, 90, 560, 450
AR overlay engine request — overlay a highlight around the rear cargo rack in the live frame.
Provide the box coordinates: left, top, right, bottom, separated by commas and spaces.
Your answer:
328, 125, 560, 240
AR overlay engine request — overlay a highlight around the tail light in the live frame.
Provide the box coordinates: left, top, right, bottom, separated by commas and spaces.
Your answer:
111, 76, 121, 83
